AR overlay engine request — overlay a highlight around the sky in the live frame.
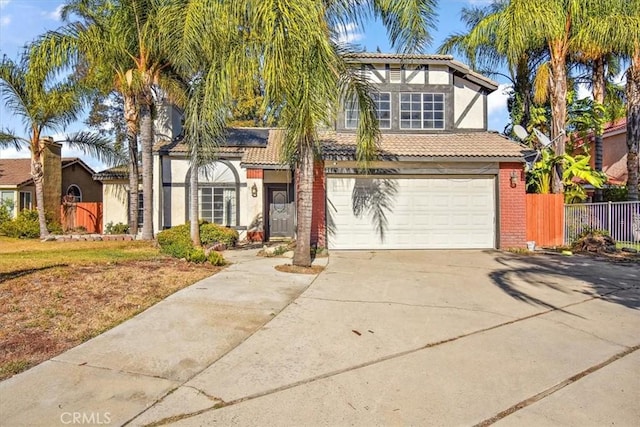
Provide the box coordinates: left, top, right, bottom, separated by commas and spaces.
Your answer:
0, 0, 510, 171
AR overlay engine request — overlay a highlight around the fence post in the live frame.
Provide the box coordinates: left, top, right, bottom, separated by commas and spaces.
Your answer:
608, 201, 612, 236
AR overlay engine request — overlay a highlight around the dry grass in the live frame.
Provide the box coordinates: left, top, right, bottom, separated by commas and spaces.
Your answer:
0, 237, 222, 380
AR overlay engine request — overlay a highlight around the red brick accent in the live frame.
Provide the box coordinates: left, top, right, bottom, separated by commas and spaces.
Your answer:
310, 162, 326, 248
246, 169, 263, 179
498, 162, 527, 248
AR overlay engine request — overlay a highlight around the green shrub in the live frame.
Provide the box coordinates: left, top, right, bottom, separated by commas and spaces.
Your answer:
199, 222, 239, 247
105, 221, 129, 234
157, 226, 193, 259
207, 251, 226, 266
0, 199, 13, 226
187, 248, 207, 263
0, 209, 40, 238
157, 222, 237, 261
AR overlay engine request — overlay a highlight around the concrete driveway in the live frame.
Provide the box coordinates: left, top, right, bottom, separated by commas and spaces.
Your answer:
1, 250, 638, 426
138, 250, 639, 426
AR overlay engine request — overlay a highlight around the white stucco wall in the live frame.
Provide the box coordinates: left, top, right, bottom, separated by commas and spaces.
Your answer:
429, 65, 450, 85
454, 76, 485, 129
157, 156, 248, 230
102, 181, 129, 229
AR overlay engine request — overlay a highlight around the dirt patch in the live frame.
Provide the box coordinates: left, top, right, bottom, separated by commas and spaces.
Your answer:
0, 258, 220, 380
275, 264, 325, 275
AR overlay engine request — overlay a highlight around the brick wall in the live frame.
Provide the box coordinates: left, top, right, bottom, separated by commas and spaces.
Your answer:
310, 162, 326, 248
246, 169, 264, 179
498, 162, 526, 248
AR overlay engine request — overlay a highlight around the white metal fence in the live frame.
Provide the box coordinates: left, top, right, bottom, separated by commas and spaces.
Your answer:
565, 201, 640, 246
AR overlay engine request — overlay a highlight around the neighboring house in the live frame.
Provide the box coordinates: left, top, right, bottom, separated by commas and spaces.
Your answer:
574, 118, 634, 186
0, 142, 101, 219
97, 53, 528, 249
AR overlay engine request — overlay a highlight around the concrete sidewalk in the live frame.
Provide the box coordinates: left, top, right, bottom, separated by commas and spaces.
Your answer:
0, 250, 325, 427
1, 250, 638, 426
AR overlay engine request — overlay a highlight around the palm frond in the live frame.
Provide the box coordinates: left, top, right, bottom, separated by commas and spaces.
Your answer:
62, 131, 125, 166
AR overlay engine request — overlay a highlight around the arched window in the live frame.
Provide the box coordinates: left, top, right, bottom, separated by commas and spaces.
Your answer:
66, 185, 82, 202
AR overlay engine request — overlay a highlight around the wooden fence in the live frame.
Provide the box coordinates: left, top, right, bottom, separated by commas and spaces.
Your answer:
61, 202, 103, 234
525, 194, 564, 247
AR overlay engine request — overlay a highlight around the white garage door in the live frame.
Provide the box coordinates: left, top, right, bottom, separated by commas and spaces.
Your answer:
327, 176, 495, 249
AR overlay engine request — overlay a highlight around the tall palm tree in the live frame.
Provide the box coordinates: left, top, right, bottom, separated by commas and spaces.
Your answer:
585, 0, 640, 200
38, 0, 186, 238
437, 1, 548, 134
0, 53, 118, 237
460, 0, 596, 194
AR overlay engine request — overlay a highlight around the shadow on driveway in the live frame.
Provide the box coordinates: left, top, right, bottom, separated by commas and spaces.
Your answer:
488, 251, 639, 311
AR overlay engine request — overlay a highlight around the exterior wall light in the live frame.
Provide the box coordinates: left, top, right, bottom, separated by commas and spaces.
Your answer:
510, 170, 518, 188
251, 182, 258, 197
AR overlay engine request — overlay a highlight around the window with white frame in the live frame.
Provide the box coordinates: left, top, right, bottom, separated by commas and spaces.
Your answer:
19, 191, 32, 211
66, 184, 82, 202
0, 191, 15, 211
199, 187, 236, 226
400, 93, 445, 129
345, 92, 391, 129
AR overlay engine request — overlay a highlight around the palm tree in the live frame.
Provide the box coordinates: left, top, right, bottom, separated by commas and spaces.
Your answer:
0, 53, 118, 237
459, 0, 598, 194
437, 1, 548, 134
585, 0, 640, 200
38, 0, 186, 238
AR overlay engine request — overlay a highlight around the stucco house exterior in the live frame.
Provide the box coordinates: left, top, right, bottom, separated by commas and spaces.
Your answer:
575, 118, 635, 186
0, 141, 101, 220
97, 53, 528, 249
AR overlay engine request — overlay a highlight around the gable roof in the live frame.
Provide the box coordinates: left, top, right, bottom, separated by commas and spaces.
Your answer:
241, 130, 527, 167
0, 157, 96, 187
343, 52, 499, 91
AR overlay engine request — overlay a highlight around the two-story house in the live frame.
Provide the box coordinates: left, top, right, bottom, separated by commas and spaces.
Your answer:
96, 53, 527, 249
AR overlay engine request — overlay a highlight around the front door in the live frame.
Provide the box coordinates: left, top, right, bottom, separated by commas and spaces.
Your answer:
267, 186, 294, 239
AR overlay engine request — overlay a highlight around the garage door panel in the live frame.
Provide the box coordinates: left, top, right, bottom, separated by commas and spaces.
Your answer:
327, 177, 495, 249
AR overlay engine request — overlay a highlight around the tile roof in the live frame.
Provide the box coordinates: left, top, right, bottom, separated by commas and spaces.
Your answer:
241, 129, 287, 167
321, 132, 527, 161
604, 118, 626, 135
343, 52, 498, 90
155, 127, 271, 154
0, 158, 32, 186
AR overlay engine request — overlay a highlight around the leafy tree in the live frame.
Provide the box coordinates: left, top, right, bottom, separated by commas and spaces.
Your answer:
0, 53, 118, 237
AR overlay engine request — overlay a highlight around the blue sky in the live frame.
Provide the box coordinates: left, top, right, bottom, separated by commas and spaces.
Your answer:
0, 0, 509, 170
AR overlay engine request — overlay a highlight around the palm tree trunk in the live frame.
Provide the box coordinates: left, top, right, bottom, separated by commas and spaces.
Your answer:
140, 101, 154, 240
190, 152, 201, 247
292, 140, 313, 267
627, 56, 640, 202
593, 57, 606, 202
124, 94, 139, 235
549, 43, 568, 194
31, 145, 49, 238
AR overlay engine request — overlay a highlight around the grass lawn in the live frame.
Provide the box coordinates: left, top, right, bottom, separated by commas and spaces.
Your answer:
0, 237, 222, 380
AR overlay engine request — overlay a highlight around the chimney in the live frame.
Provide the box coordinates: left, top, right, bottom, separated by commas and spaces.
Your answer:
40, 137, 62, 224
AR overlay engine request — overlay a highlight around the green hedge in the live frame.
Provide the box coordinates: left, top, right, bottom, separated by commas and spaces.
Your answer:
0, 209, 62, 238
156, 222, 238, 263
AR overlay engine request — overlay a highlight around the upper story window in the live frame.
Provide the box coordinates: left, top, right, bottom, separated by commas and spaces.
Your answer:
400, 93, 445, 129
345, 92, 391, 130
